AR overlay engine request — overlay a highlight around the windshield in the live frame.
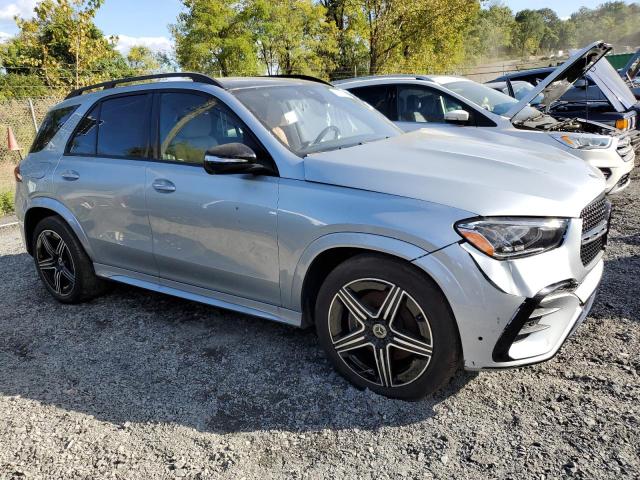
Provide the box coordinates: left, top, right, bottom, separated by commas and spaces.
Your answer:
232, 84, 401, 156
446, 80, 542, 121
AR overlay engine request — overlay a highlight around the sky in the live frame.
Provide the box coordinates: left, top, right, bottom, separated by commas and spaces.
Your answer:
0, 0, 636, 54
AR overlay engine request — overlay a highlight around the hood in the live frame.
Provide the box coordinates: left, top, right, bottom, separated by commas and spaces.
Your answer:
504, 41, 611, 120
588, 57, 638, 111
620, 49, 640, 80
304, 129, 605, 218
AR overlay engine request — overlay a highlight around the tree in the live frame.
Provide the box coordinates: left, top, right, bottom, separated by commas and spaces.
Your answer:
536, 8, 562, 53
346, 0, 479, 75
0, 0, 127, 88
465, 2, 515, 60
171, 0, 259, 76
126, 46, 160, 74
321, 0, 369, 78
247, 0, 337, 76
0, 73, 49, 99
513, 9, 545, 58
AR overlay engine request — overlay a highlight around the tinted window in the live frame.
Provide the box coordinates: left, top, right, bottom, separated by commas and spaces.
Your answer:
159, 92, 266, 165
97, 94, 150, 158
349, 85, 397, 120
398, 86, 471, 123
30, 105, 79, 153
68, 104, 99, 155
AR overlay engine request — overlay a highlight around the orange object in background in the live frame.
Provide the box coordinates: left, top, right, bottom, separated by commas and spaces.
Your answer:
7, 127, 23, 161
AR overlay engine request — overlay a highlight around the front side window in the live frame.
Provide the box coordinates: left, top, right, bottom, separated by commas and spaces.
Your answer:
232, 84, 400, 156
158, 92, 266, 166
397, 86, 471, 123
30, 105, 79, 153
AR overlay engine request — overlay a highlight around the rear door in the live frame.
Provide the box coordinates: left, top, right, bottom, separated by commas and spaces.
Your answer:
55, 93, 156, 275
145, 90, 280, 305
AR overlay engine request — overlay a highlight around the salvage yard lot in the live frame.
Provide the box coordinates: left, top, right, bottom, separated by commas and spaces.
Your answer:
0, 171, 639, 479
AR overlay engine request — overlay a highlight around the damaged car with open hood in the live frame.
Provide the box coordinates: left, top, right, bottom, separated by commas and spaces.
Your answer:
337, 42, 636, 195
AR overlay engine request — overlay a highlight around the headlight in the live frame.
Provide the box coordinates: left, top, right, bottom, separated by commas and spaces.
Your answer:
455, 217, 569, 259
550, 133, 612, 150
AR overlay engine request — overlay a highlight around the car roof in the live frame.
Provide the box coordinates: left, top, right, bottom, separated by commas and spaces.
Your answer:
495, 67, 555, 81
334, 74, 469, 87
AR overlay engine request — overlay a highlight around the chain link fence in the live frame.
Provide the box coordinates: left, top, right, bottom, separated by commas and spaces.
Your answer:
0, 96, 62, 193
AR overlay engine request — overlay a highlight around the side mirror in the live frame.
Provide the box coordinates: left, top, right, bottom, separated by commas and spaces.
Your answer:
203, 143, 268, 175
444, 110, 470, 124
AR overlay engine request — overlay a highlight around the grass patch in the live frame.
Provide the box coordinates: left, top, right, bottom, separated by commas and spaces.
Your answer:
0, 190, 14, 215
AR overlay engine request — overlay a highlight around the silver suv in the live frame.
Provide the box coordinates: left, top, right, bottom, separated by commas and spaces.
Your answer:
15, 73, 610, 399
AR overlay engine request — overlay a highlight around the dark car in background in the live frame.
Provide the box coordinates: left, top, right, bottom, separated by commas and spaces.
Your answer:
489, 46, 640, 137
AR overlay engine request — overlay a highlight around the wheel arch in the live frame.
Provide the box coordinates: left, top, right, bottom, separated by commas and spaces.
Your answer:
290, 233, 433, 326
24, 198, 93, 259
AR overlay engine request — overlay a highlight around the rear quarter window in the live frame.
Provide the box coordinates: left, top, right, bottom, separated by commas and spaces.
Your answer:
30, 105, 79, 153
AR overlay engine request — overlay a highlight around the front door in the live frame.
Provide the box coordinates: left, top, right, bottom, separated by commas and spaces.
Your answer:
145, 91, 281, 305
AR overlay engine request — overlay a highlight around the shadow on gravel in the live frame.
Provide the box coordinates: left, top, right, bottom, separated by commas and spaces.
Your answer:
0, 252, 477, 435
595, 254, 640, 323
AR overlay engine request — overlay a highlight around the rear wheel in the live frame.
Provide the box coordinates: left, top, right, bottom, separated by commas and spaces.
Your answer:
315, 254, 460, 400
32, 216, 108, 303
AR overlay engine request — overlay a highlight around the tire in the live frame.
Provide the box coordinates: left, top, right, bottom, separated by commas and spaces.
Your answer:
32, 216, 108, 304
315, 253, 461, 400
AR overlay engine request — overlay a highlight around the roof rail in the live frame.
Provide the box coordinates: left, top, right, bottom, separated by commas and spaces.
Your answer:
65, 72, 225, 100
263, 74, 333, 86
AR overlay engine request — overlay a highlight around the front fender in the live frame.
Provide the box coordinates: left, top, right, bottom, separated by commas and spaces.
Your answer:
285, 232, 430, 311
25, 197, 94, 259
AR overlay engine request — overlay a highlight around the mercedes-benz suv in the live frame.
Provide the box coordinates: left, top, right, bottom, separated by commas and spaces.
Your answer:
14, 73, 609, 399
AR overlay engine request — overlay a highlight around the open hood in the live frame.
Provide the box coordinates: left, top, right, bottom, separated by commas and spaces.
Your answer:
504, 41, 611, 120
620, 49, 640, 80
587, 57, 638, 111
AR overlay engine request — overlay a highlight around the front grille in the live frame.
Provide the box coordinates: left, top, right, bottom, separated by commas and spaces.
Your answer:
581, 235, 606, 266
580, 196, 610, 266
581, 196, 608, 233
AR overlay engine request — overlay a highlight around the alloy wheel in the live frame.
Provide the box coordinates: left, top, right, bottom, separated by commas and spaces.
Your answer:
327, 278, 433, 388
35, 230, 76, 296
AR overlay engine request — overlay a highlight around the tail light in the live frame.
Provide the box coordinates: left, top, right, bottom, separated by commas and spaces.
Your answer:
615, 118, 629, 130
14, 164, 22, 183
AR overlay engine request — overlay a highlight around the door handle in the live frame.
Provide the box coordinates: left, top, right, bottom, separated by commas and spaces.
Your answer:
61, 170, 80, 181
152, 179, 176, 193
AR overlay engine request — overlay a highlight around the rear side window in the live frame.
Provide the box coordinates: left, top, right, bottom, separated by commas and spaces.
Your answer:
30, 105, 79, 153
349, 85, 397, 120
66, 93, 151, 158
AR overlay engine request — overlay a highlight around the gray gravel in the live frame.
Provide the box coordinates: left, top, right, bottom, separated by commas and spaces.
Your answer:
0, 171, 639, 480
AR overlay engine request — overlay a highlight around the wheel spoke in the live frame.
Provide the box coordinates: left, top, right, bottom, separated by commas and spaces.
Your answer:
53, 269, 62, 294
38, 258, 56, 270
333, 331, 369, 354
55, 237, 66, 256
374, 347, 392, 387
377, 285, 405, 322
60, 267, 75, 284
337, 287, 370, 322
389, 332, 432, 357
40, 234, 56, 257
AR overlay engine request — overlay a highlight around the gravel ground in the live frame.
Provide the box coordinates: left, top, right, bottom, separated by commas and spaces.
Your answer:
0, 171, 639, 480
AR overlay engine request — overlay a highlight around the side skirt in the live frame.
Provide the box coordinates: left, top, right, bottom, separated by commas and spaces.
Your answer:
93, 263, 302, 327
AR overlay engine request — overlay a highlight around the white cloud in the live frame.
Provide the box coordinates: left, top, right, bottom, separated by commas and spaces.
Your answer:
0, 0, 40, 21
113, 34, 173, 56
0, 30, 13, 41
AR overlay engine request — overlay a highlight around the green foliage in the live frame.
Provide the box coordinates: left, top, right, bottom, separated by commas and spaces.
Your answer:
171, 0, 259, 76
568, 2, 640, 49
0, 190, 14, 216
513, 9, 545, 57
0, 73, 50, 99
465, 3, 515, 60
126, 46, 161, 75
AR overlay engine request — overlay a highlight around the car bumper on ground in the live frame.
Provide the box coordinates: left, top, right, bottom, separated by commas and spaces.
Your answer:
413, 221, 605, 370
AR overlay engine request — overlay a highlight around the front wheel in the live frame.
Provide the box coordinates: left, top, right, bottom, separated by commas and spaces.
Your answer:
315, 254, 461, 400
